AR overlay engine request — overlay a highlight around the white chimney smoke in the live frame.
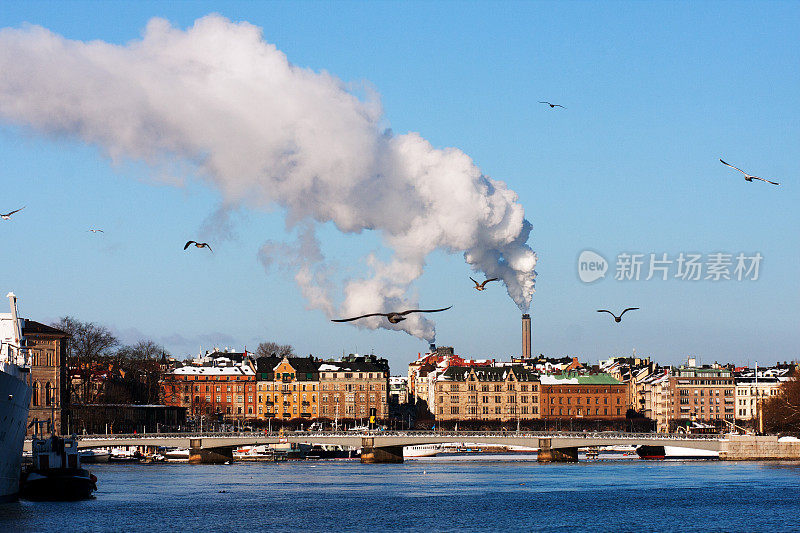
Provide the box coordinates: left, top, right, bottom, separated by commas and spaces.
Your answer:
0, 16, 537, 341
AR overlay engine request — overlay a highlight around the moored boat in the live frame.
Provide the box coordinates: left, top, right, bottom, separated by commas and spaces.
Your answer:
403, 444, 440, 458
636, 445, 719, 460
109, 447, 142, 462
164, 448, 190, 462
79, 448, 111, 463
306, 444, 358, 459
20, 432, 97, 501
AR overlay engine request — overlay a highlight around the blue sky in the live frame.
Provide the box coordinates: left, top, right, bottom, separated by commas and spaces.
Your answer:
0, 1, 797, 371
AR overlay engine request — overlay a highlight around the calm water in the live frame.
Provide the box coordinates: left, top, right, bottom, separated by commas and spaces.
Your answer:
2, 457, 800, 532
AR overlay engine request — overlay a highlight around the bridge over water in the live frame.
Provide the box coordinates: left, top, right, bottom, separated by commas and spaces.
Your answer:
25, 431, 724, 463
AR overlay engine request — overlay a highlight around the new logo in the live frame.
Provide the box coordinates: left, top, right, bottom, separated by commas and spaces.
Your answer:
578, 250, 608, 283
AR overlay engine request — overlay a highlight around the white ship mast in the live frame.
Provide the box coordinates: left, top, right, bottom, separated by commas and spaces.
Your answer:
1, 291, 30, 376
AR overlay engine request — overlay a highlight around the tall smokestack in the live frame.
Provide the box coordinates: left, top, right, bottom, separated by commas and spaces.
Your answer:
521, 313, 531, 359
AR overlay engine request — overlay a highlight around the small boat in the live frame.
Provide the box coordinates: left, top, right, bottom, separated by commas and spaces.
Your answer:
79, 448, 110, 463
108, 447, 141, 462
636, 445, 719, 460
20, 433, 97, 501
164, 448, 190, 462
403, 444, 440, 458
305, 444, 357, 460
584, 447, 600, 460
234, 445, 275, 461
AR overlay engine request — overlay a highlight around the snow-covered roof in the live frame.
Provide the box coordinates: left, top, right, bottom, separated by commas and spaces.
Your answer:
318, 363, 340, 371
172, 365, 254, 376
541, 375, 578, 385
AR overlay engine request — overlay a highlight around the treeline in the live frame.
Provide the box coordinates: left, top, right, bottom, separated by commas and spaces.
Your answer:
52, 316, 167, 406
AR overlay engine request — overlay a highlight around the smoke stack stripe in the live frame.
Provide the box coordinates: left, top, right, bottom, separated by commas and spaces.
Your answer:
522, 313, 531, 359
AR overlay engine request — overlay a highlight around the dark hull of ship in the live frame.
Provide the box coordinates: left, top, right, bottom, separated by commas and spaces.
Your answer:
636, 445, 718, 460
305, 446, 357, 460
0, 369, 31, 502
20, 468, 96, 501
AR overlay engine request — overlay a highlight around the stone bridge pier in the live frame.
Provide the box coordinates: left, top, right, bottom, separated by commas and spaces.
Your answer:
537, 438, 578, 463
188, 438, 234, 465
360, 437, 404, 464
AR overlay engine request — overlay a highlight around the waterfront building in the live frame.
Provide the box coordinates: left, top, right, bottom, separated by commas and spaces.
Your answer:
600, 356, 655, 411
734, 372, 783, 422
389, 376, 408, 405
318, 355, 389, 424
669, 358, 735, 428
539, 373, 628, 420
23, 320, 68, 435
407, 346, 494, 408
638, 369, 672, 432
255, 355, 320, 420
161, 351, 257, 421
433, 365, 540, 422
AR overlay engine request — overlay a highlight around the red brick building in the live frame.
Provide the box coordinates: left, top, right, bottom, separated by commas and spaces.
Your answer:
539, 373, 628, 420
162, 352, 256, 421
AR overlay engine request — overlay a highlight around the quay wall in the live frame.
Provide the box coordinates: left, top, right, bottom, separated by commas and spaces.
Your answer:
720, 435, 800, 461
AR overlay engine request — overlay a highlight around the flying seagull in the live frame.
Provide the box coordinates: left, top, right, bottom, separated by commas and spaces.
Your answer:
719, 159, 779, 185
539, 101, 565, 109
184, 241, 213, 252
470, 277, 499, 291
88, 228, 104, 233
597, 308, 639, 323
1, 206, 25, 220
332, 306, 452, 324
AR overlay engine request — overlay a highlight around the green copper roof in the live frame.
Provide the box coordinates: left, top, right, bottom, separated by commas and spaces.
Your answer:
542, 373, 622, 385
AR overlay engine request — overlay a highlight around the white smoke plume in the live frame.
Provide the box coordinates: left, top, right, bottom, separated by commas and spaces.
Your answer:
0, 15, 537, 342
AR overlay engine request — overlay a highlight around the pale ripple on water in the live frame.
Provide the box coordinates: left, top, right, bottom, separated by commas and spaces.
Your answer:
2, 459, 800, 532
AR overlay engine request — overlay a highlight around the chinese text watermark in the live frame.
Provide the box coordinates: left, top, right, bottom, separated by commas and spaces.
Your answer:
578, 251, 762, 283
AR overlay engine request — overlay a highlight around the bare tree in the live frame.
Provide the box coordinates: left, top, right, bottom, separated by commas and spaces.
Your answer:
52, 316, 119, 404
116, 340, 166, 360
763, 369, 800, 436
256, 341, 294, 358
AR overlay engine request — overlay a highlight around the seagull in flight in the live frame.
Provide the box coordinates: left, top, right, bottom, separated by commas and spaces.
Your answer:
470, 277, 499, 291
332, 306, 452, 324
720, 159, 779, 185
1, 206, 25, 220
539, 101, 565, 109
184, 241, 213, 252
88, 228, 104, 233
597, 307, 639, 323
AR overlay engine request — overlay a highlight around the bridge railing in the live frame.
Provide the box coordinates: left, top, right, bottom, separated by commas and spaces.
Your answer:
67, 430, 724, 442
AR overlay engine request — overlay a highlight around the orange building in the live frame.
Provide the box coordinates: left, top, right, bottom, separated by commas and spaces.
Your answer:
255, 356, 319, 420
